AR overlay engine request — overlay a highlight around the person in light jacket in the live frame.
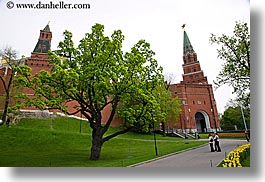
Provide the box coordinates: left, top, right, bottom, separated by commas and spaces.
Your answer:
208, 134, 215, 152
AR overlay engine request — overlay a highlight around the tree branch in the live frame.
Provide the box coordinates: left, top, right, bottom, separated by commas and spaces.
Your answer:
102, 126, 133, 143
66, 109, 82, 115
0, 75, 8, 93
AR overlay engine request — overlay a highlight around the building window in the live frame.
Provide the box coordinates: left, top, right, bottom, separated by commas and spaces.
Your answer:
204, 100, 206, 105
197, 100, 201, 105
188, 55, 191, 62
193, 101, 195, 104
174, 92, 178, 94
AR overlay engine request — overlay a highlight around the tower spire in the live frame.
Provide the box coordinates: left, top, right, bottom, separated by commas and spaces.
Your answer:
181, 28, 208, 84
183, 30, 195, 56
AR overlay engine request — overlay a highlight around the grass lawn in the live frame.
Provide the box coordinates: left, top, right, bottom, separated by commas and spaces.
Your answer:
0, 116, 207, 167
199, 133, 246, 139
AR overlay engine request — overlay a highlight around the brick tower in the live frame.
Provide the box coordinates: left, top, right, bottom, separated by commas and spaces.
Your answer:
24, 23, 52, 95
25, 23, 52, 75
169, 29, 219, 133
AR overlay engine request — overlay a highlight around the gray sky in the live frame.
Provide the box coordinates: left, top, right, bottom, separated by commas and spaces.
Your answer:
0, 0, 250, 113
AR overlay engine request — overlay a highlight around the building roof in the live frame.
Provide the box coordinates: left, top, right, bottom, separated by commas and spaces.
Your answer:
43, 24, 50, 32
32, 23, 51, 54
33, 40, 51, 53
183, 31, 195, 55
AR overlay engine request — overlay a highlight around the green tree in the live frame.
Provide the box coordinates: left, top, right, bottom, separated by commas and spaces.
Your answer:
220, 105, 250, 131
209, 22, 250, 107
153, 84, 181, 136
15, 23, 167, 160
118, 83, 181, 134
0, 47, 23, 126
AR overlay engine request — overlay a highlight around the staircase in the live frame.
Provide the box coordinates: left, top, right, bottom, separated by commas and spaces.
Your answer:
165, 129, 196, 139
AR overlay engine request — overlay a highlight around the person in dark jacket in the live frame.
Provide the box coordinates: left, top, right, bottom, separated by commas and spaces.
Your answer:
214, 133, 221, 152
245, 130, 250, 142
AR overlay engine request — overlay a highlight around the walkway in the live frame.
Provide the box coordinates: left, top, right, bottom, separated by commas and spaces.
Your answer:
130, 139, 248, 168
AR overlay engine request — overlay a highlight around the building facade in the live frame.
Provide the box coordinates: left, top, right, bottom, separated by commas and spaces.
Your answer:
168, 30, 219, 133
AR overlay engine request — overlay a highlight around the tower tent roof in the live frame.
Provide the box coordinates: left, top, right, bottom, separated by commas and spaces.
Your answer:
43, 24, 50, 32
183, 31, 195, 55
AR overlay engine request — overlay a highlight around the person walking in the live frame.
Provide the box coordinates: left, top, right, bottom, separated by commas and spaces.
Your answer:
214, 133, 221, 152
245, 130, 250, 142
208, 134, 215, 152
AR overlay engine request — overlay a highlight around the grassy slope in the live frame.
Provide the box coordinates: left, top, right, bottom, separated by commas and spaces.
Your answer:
0, 117, 206, 167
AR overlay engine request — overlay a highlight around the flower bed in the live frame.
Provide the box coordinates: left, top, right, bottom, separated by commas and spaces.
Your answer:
219, 143, 250, 167
218, 133, 245, 137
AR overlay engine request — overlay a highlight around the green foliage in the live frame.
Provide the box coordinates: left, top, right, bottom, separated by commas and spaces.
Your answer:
153, 85, 181, 123
117, 83, 181, 133
14, 23, 174, 160
220, 106, 250, 130
209, 22, 250, 106
0, 47, 24, 124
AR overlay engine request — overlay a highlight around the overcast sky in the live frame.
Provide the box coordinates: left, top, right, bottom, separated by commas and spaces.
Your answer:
0, 0, 250, 113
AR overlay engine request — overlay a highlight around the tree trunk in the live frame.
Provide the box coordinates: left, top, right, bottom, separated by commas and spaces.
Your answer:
161, 121, 166, 137
89, 130, 104, 160
1, 92, 10, 126
1, 70, 13, 126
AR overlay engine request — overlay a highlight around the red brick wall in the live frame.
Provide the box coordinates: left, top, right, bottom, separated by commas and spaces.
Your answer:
168, 83, 219, 131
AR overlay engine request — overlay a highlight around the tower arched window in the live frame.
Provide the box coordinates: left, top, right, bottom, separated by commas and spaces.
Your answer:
194, 54, 197, 61
187, 55, 191, 62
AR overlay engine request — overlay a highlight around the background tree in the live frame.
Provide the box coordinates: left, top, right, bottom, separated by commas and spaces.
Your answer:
220, 101, 250, 131
118, 83, 181, 135
152, 84, 181, 136
15, 23, 169, 160
209, 22, 250, 107
0, 47, 23, 126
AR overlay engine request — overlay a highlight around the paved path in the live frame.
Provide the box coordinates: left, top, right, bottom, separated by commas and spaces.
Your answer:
130, 139, 248, 168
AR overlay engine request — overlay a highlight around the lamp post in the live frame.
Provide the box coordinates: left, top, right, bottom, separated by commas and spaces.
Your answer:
80, 112, 82, 134
240, 104, 247, 130
151, 111, 158, 156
